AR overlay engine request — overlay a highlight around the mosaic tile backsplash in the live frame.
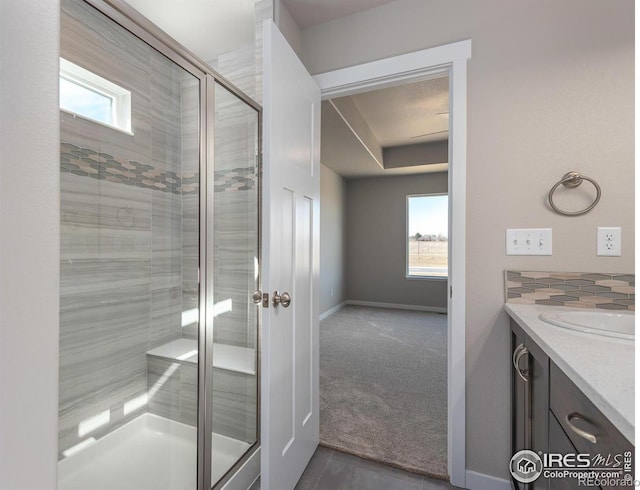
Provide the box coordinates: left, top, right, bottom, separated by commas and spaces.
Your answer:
61, 142, 256, 194
505, 271, 635, 311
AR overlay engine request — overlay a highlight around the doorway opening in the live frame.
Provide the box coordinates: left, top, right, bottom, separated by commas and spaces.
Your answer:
314, 39, 470, 488
318, 75, 450, 479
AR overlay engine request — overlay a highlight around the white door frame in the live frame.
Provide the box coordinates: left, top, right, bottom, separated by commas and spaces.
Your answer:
313, 39, 471, 488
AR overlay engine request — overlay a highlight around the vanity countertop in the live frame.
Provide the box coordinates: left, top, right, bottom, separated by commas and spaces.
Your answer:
505, 303, 634, 443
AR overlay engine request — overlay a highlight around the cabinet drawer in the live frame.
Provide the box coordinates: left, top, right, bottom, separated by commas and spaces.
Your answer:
550, 361, 632, 458
548, 412, 585, 490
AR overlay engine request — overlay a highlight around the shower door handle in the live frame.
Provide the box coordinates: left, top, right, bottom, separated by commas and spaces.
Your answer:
253, 290, 269, 308
272, 291, 291, 308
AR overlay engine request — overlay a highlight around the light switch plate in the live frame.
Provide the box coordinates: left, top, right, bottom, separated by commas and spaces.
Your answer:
597, 227, 621, 256
506, 228, 552, 255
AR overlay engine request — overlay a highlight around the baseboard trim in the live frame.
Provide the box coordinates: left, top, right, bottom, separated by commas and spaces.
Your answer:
320, 301, 347, 321
345, 300, 447, 314
465, 470, 512, 490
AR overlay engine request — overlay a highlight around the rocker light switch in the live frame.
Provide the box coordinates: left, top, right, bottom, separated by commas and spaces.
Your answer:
506, 228, 552, 255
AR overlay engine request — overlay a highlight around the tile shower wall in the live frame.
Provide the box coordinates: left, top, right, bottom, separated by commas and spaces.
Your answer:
147, 358, 198, 427
147, 358, 257, 442
207, 0, 273, 104
505, 271, 635, 311
145, 81, 259, 440
59, 0, 196, 455
179, 75, 201, 341
213, 84, 258, 350
146, 83, 259, 444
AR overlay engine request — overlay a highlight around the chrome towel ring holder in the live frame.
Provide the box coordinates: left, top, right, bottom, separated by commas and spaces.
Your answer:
548, 171, 601, 216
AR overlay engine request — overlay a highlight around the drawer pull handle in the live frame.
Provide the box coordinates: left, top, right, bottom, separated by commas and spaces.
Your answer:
565, 413, 598, 444
513, 345, 529, 382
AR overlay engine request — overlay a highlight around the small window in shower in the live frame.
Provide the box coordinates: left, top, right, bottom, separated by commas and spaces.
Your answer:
59, 58, 132, 133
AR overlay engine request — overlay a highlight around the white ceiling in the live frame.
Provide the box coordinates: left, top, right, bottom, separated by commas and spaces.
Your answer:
125, 0, 255, 62
345, 76, 449, 146
322, 76, 450, 178
280, 0, 398, 29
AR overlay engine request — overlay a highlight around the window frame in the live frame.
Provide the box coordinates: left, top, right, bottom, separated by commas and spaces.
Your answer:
59, 58, 133, 134
405, 192, 449, 281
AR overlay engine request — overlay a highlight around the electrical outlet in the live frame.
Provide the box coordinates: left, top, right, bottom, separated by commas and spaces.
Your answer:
506, 228, 552, 255
597, 227, 621, 256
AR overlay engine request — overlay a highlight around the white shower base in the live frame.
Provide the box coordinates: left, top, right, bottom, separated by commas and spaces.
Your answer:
58, 413, 251, 490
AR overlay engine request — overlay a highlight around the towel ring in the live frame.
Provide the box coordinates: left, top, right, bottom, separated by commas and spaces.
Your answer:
548, 172, 601, 216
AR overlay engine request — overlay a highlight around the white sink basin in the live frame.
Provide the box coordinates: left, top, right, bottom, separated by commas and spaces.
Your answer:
539, 310, 635, 340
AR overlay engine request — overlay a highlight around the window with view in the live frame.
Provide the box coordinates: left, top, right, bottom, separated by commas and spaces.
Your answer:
59, 58, 132, 133
407, 194, 448, 278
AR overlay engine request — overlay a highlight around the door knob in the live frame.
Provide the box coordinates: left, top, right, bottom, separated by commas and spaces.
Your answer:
272, 291, 291, 308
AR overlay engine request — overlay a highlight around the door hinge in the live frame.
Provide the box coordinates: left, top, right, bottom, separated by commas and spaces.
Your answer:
450, 285, 453, 298
262, 292, 269, 308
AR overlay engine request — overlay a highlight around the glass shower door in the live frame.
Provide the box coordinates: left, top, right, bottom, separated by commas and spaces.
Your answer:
58, 1, 203, 488
58, 1, 263, 489
209, 81, 260, 486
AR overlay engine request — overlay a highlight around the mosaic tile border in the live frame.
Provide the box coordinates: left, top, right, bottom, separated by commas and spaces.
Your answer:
505, 271, 635, 311
214, 168, 257, 192
61, 143, 255, 194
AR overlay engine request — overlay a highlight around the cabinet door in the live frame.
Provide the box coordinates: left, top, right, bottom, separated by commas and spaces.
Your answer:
512, 324, 530, 490
528, 336, 549, 490
512, 326, 528, 456
511, 321, 550, 490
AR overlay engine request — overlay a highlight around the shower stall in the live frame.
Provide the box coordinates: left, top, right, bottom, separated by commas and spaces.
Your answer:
58, 0, 261, 488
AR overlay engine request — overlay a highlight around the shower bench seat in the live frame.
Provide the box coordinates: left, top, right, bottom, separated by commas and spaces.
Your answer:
146, 337, 256, 375
144, 338, 258, 440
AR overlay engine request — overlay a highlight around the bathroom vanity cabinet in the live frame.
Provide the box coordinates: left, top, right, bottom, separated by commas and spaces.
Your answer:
511, 320, 633, 490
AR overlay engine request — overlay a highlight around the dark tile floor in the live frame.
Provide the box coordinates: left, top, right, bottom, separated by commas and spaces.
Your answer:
250, 446, 460, 490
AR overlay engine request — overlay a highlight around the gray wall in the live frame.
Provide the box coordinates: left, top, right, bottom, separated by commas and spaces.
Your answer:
0, 0, 60, 487
300, 0, 634, 480
320, 164, 347, 314
275, 0, 303, 58
346, 173, 448, 309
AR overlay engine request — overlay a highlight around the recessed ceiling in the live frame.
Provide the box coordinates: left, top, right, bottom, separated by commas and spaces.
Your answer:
344, 76, 449, 147
280, 0, 398, 29
321, 101, 448, 179
322, 76, 450, 178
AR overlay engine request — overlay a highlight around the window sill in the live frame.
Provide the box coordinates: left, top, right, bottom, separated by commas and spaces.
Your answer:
405, 275, 448, 281
61, 109, 134, 136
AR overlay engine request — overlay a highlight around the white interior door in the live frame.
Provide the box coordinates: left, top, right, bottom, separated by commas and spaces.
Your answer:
260, 20, 320, 490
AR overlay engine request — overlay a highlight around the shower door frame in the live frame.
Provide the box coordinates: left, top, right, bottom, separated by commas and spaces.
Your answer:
80, 2, 263, 489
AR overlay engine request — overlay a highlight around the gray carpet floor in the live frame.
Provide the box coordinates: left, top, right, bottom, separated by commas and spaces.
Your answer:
319, 305, 448, 480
